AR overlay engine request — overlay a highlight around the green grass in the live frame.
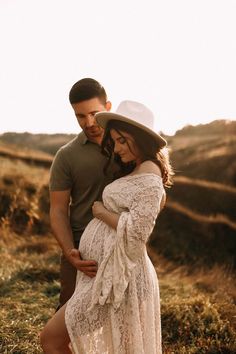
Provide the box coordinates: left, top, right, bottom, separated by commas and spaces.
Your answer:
0, 153, 235, 353
160, 271, 236, 353
0, 234, 60, 354
0, 234, 235, 354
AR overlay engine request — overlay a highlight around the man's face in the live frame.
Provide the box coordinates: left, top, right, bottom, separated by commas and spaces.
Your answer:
72, 97, 111, 142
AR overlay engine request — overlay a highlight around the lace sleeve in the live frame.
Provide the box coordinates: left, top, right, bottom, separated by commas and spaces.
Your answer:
89, 175, 164, 310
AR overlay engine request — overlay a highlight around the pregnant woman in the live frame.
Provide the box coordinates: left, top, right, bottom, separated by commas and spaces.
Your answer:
40, 100, 173, 354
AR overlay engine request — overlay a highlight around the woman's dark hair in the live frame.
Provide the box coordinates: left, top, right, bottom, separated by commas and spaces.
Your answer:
101, 120, 174, 187
69, 78, 107, 105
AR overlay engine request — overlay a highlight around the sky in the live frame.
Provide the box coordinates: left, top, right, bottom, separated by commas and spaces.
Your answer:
0, 0, 236, 136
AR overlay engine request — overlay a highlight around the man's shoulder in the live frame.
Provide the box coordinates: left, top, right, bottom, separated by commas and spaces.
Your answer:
58, 132, 85, 153
50, 133, 84, 178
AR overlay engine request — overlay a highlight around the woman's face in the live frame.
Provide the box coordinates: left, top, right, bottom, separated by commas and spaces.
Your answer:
110, 128, 142, 165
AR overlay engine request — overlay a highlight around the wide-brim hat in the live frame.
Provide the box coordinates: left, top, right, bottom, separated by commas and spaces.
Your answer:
95, 100, 167, 148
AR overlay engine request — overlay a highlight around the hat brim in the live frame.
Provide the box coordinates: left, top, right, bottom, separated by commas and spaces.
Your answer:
95, 112, 167, 148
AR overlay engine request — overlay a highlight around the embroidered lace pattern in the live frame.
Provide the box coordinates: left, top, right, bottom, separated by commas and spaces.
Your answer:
65, 174, 163, 354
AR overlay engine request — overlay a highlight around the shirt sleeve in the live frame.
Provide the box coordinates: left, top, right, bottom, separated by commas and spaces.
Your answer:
49, 148, 72, 191
88, 175, 164, 310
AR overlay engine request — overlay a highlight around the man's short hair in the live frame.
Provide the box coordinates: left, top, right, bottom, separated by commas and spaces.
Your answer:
69, 78, 107, 105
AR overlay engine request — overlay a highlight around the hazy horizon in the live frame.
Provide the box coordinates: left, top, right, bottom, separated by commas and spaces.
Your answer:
1, 116, 235, 138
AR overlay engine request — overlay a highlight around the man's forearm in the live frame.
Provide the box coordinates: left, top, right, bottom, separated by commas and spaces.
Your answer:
50, 208, 74, 259
50, 209, 97, 277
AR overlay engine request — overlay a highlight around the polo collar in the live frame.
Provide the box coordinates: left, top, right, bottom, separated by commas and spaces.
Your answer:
78, 131, 89, 145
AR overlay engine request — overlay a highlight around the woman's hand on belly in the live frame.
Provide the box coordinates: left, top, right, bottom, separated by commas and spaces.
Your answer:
68, 248, 98, 278
92, 201, 120, 230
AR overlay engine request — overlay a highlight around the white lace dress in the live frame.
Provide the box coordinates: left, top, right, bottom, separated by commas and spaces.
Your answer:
65, 173, 164, 354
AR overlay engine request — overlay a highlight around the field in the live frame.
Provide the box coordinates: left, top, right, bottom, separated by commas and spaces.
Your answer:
1, 233, 236, 353
0, 120, 236, 353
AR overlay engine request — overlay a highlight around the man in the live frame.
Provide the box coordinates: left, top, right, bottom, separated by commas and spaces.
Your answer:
49, 78, 114, 308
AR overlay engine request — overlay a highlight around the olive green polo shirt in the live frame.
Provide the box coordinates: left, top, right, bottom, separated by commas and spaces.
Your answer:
49, 132, 115, 241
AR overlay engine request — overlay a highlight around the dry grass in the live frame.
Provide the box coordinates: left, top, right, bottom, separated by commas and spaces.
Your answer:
0, 132, 76, 155
169, 134, 236, 187
174, 175, 236, 194
0, 232, 60, 354
167, 200, 236, 230
151, 203, 236, 270
149, 248, 236, 353
0, 166, 50, 240
0, 132, 236, 353
0, 233, 235, 353
0, 141, 53, 163
0, 143, 53, 167
0, 156, 50, 187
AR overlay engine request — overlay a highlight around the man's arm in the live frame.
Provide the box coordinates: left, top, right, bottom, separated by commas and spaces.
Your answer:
50, 190, 97, 277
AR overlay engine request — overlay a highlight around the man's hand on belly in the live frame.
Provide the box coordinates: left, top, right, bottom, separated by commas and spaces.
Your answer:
68, 249, 98, 278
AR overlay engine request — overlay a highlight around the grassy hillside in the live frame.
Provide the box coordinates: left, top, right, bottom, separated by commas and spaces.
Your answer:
1, 120, 236, 352
151, 120, 236, 270
168, 124, 236, 186
0, 156, 50, 236
0, 141, 53, 167
1, 233, 235, 353
151, 202, 236, 269
0, 132, 76, 155
168, 176, 236, 223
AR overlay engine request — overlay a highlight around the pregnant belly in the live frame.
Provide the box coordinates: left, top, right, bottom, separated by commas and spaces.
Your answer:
79, 218, 116, 264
